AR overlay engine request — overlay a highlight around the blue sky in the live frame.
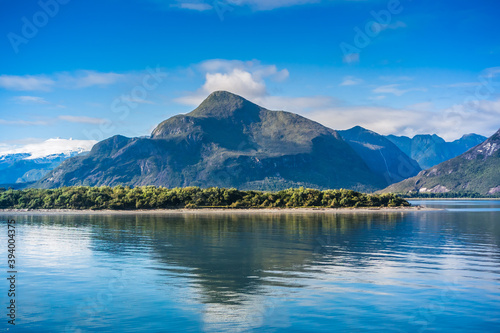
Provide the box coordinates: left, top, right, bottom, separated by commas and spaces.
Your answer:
1, 0, 499, 150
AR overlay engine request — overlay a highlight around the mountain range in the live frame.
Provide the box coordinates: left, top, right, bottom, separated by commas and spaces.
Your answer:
386, 133, 487, 169
0, 139, 95, 187
383, 128, 500, 195
3, 91, 491, 194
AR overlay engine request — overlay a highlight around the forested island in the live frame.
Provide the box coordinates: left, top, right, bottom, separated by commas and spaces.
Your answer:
0, 186, 409, 210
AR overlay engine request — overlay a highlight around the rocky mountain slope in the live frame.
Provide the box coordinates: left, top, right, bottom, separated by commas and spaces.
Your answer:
38, 91, 388, 191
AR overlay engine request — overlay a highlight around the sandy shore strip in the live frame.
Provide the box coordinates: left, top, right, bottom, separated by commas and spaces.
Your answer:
0, 206, 441, 215
406, 198, 500, 201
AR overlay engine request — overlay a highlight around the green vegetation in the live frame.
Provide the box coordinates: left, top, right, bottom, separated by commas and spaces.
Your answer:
0, 186, 409, 210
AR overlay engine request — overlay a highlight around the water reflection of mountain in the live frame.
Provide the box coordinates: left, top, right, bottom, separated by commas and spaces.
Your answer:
7, 208, 500, 333
21, 213, 407, 301
16, 210, 500, 306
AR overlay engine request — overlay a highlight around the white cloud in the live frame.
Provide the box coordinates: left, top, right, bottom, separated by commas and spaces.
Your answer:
12, 96, 50, 104
60, 70, 125, 88
198, 59, 289, 81
339, 76, 363, 86
199, 59, 244, 73
177, 59, 289, 105
177, 69, 266, 105
0, 119, 48, 126
0, 71, 127, 92
236, 0, 320, 11
435, 82, 481, 88
255, 66, 289, 82
169, 0, 320, 11
379, 75, 413, 82
369, 95, 386, 101
11, 95, 65, 108
205, 69, 267, 97
407, 102, 433, 111
174, 2, 212, 11
120, 96, 155, 105
0, 75, 55, 91
373, 84, 427, 96
58, 115, 106, 125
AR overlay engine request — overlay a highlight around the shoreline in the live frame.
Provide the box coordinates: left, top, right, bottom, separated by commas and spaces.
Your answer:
406, 198, 500, 201
0, 206, 440, 215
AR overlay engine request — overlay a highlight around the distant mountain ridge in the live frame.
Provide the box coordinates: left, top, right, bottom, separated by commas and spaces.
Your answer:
38, 91, 389, 191
382, 128, 500, 195
0, 139, 95, 185
338, 126, 421, 184
386, 133, 487, 169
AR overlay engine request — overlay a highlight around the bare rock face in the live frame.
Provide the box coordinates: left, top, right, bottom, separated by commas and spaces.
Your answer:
419, 185, 450, 193
488, 186, 500, 195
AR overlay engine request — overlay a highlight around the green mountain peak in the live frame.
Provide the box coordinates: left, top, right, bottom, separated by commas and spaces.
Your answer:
188, 91, 261, 119
38, 91, 388, 191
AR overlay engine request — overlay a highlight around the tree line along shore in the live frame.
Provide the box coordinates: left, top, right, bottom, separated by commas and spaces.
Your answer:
0, 186, 409, 210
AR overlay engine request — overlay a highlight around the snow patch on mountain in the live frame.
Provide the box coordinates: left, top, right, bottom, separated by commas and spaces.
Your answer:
0, 138, 97, 160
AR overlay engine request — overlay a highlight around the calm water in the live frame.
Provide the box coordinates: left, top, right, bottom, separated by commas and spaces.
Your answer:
1, 201, 500, 332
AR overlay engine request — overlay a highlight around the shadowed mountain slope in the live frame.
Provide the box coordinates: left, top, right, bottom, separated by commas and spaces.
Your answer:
338, 126, 421, 184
